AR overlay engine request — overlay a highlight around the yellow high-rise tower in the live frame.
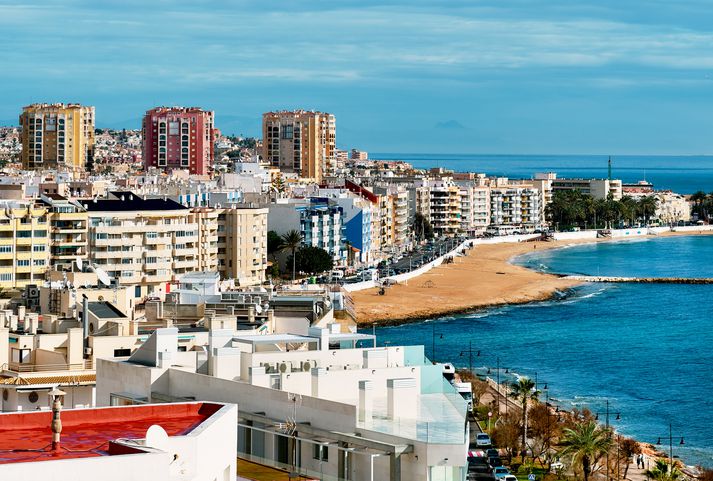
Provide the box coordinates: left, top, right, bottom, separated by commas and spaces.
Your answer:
19, 103, 95, 172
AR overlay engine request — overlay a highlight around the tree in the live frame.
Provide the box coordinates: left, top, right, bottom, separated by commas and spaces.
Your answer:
698, 467, 713, 481
279, 230, 303, 280
646, 459, 682, 481
528, 403, 562, 467
637, 196, 658, 225
492, 411, 522, 459
413, 212, 434, 241
291, 246, 334, 275
619, 438, 641, 479
510, 377, 539, 461
559, 421, 613, 481
267, 231, 282, 258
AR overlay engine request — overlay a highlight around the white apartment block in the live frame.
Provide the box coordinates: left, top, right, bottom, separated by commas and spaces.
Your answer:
490, 187, 544, 227
96, 327, 470, 481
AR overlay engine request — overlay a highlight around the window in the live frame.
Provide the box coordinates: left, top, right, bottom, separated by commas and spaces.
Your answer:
17, 259, 30, 267
0, 246, 12, 253
0, 273, 11, 281
146, 232, 157, 239
34, 230, 47, 237
33, 259, 45, 267
313, 444, 328, 462
282, 125, 294, 140
113, 348, 131, 357
32, 245, 45, 252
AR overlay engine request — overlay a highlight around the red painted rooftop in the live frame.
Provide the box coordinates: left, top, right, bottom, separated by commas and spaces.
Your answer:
0, 402, 222, 464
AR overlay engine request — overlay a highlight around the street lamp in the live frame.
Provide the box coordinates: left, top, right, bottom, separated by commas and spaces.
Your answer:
459, 340, 480, 374
592, 399, 620, 481
656, 423, 684, 475
431, 323, 443, 362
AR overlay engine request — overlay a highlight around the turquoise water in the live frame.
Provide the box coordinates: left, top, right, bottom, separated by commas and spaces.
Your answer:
371, 236, 713, 467
371, 153, 713, 194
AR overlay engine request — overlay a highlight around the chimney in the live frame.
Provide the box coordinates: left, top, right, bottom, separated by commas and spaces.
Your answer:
387, 378, 418, 419
358, 380, 373, 423
48, 388, 66, 451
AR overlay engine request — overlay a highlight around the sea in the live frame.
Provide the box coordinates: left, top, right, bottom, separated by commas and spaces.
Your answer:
370, 235, 713, 467
371, 153, 713, 194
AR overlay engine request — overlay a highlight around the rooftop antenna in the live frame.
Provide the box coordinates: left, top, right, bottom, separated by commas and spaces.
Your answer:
608, 156, 612, 181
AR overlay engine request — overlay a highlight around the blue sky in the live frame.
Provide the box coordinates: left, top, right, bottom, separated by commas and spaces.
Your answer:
2, 0, 713, 154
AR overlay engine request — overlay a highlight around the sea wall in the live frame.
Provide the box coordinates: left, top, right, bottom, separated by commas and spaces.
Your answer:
672, 225, 713, 233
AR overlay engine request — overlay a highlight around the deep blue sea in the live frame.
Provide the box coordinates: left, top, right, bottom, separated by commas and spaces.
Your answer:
371, 153, 713, 194
371, 236, 713, 467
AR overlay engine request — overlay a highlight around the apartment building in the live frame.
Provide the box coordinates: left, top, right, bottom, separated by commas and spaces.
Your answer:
40, 194, 89, 271
457, 183, 490, 235
84, 192, 199, 298
262, 110, 336, 182
268, 198, 345, 264
19, 103, 95, 171
0, 201, 50, 289
317, 188, 375, 265
490, 187, 543, 227
535, 173, 623, 201
96, 327, 470, 481
423, 179, 461, 236
142, 106, 215, 176
192, 207, 219, 272
216, 206, 268, 285
373, 185, 410, 253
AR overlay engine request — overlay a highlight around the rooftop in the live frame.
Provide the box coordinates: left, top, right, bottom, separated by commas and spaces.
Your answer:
82, 191, 187, 212
88, 301, 127, 319
0, 402, 221, 465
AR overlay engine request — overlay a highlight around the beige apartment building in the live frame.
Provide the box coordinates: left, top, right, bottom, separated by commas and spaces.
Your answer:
19, 103, 95, 171
216, 206, 268, 286
262, 110, 336, 182
41, 194, 89, 271
84, 192, 199, 298
0, 201, 50, 289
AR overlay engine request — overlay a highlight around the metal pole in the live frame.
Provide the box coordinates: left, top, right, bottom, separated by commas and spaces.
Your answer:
496, 357, 500, 415
606, 400, 610, 481
432, 323, 435, 362
669, 423, 673, 473
469, 340, 473, 373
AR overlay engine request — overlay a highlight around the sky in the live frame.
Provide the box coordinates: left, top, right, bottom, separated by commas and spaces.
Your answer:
2, 0, 713, 155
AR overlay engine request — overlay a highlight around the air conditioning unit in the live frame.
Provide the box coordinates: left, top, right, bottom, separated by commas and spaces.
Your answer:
84, 347, 93, 355
27, 287, 40, 298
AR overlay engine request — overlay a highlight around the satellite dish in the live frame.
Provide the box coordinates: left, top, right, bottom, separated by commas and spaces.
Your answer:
76, 257, 83, 271
144, 425, 170, 452
95, 266, 111, 286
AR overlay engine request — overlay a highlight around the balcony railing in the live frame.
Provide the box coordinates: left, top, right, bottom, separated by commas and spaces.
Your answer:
3, 359, 94, 373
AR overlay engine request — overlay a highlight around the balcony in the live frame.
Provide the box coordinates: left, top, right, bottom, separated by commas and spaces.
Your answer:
3, 359, 94, 373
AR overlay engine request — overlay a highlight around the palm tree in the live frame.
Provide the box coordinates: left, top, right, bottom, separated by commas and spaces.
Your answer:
279, 230, 303, 281
637, 196, 659, 226
646, 459, 682, 481
510, 377, 539, 461
559, 421, 613, 481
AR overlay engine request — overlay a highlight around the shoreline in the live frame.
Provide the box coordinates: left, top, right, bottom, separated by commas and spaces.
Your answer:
352, 230, 713, 326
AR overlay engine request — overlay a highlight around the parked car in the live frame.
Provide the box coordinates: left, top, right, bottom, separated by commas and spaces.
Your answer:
503, 475, 518, 481
469, 474, 496, 481
489, 458, 503, 468
493, 466, 510, 479
475, 433, 492, 447
486, 449, 499, 458
468, 460, 493, 475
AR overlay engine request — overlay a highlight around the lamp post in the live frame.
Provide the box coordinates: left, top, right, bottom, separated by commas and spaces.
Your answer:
656, 423, 684, 475
593, 400, 620, 481
431, 323, 443, 363
459, 340, 480, 374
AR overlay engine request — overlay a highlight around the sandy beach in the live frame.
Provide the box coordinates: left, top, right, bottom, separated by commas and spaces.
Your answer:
352, 231, 713, 325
